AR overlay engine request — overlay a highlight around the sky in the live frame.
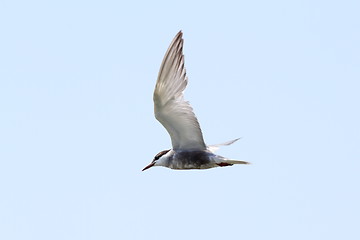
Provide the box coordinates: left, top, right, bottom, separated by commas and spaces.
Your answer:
0, 0, 359, 239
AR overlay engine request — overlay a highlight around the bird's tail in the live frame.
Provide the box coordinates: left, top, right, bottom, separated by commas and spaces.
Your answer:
224, 159, 250, 165
214, 156, 250, 167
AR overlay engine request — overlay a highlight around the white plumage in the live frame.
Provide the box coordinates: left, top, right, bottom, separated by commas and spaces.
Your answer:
153, 31, 206, 151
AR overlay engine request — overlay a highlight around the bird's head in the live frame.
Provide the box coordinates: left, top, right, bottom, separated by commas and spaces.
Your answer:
142, 149, 171, 171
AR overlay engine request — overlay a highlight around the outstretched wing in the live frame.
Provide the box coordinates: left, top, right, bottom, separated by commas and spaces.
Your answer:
153, 31, 206, 150
207, 138, 241, 152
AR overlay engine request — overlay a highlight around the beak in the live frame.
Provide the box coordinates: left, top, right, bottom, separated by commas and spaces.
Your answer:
142, 162, 155, 171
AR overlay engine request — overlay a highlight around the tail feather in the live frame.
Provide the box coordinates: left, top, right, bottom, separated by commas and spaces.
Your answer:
225, 160, 250, 165
215, 156, 250, 167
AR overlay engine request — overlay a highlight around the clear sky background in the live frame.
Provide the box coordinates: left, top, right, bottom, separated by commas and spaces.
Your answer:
0, 0, 359, 239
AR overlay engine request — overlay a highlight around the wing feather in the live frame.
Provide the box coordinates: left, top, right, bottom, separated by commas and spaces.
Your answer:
153, 31, 206, 150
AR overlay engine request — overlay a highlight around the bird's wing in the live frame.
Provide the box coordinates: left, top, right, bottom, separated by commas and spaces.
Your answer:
207, 138, 241, 152
153, 31, 206, 150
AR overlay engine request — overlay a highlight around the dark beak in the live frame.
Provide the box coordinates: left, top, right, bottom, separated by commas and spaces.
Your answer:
142, 162, 155, 171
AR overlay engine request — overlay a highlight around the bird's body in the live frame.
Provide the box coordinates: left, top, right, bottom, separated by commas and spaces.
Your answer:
142, 31, 249, 171
155, 150, 221, 170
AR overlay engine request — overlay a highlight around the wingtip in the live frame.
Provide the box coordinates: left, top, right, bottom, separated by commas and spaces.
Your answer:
176, 30, 183, 38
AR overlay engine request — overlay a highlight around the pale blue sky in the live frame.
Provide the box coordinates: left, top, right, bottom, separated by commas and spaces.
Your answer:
0, 0, 359, 239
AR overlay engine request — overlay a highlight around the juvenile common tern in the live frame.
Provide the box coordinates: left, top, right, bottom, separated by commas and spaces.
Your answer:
142, 31, 249, 171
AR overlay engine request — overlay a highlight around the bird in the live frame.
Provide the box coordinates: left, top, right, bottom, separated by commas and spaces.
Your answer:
142, 31, 249, 171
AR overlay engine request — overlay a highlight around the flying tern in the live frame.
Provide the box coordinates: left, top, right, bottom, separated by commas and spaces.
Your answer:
142, 31, 249, 171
